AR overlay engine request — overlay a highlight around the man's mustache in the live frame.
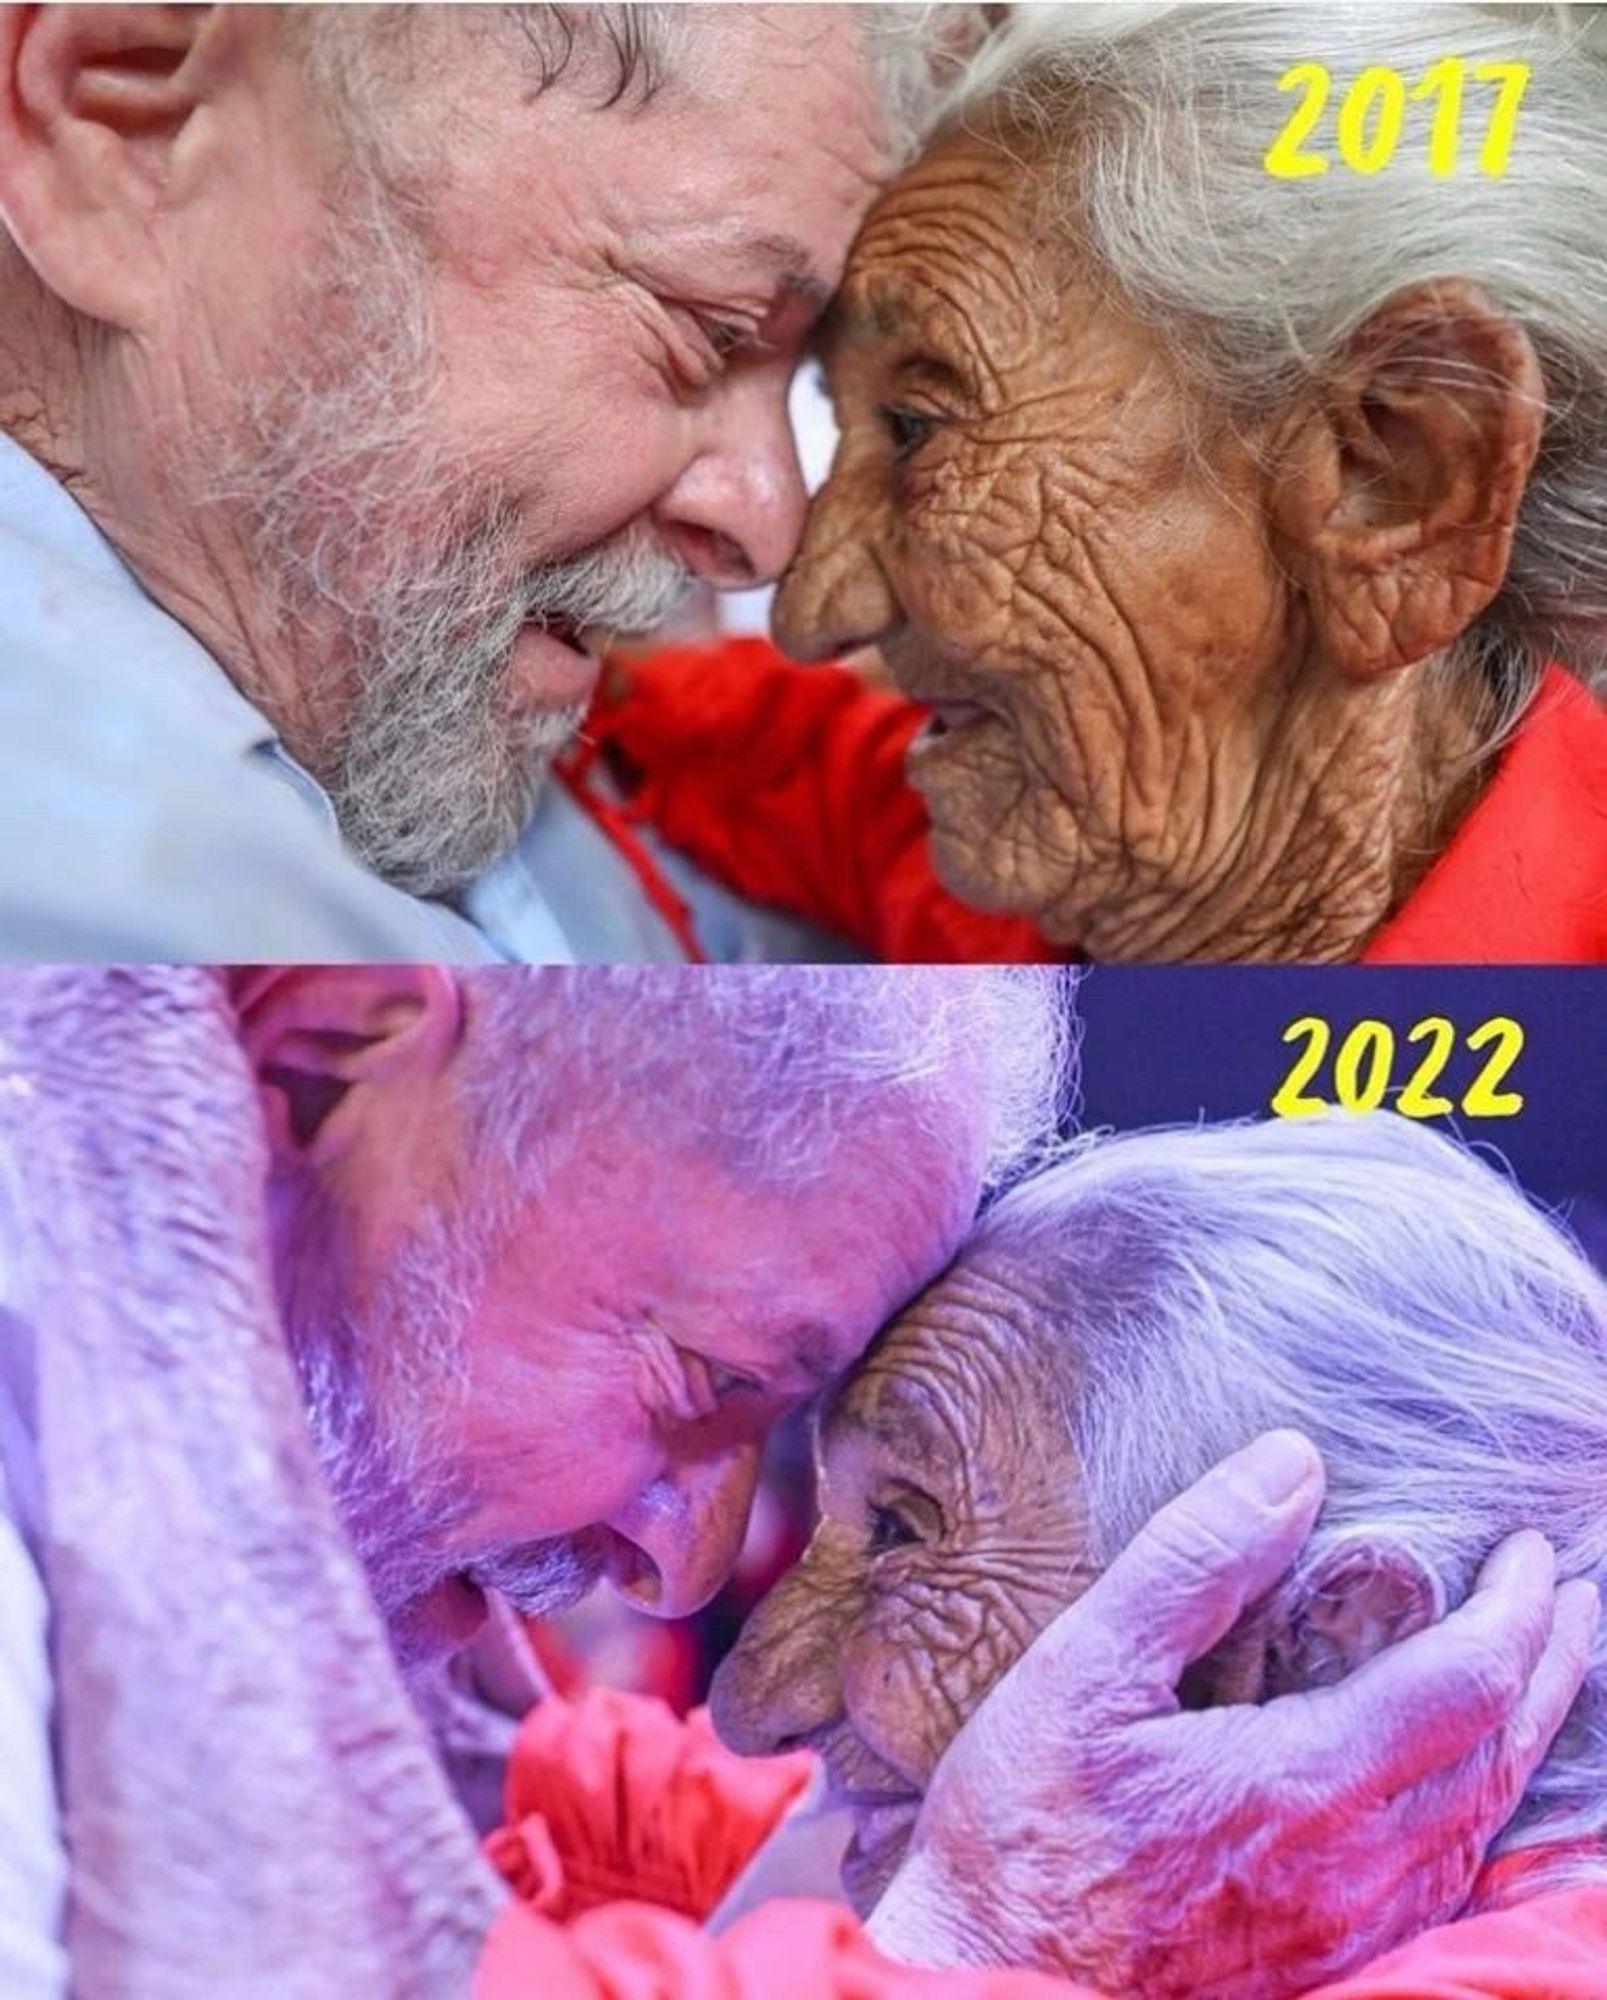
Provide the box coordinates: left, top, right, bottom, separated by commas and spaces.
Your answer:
519, 527, 695, 642
466, 1525, 614, 1615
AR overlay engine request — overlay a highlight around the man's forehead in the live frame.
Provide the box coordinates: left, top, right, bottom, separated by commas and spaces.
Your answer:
764, 1279, 928, 1399
683, 11, 893, 170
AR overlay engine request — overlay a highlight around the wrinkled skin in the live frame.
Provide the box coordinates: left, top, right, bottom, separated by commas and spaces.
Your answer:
774, 135, 1542, 961
708, 1237, 1386, 1912
713, 1249, 1094, 1910
711, 1250, 1601, 1995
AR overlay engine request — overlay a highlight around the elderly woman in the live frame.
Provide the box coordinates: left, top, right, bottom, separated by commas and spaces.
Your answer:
592, 2, 1607, 962
708, 1112, 1607, 1990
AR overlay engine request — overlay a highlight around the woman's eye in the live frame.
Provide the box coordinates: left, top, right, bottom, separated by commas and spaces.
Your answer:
878, 404, 937, 461
866, 1499, 921, 1557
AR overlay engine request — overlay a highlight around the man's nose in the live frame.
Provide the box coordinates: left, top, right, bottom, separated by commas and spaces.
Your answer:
605, 1440, 762, 1620
656, 376, 809, 590
771, 467, 899, 662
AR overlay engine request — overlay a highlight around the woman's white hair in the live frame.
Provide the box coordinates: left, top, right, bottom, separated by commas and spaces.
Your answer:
943, 3, 1607, 712
980, 1111, 1607, 1879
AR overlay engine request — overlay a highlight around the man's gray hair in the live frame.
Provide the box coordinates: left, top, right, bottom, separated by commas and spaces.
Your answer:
288, 4, 982, 171
979, 1111, 1607, 1876
944, 3, 1607, 710
460, 965, 1077, 1207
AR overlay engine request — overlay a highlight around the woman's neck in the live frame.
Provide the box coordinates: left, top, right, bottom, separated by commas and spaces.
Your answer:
1043, 658, 1501, 964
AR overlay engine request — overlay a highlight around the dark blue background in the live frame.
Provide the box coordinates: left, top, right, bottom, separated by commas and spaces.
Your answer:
1077, 969, 1605, 1254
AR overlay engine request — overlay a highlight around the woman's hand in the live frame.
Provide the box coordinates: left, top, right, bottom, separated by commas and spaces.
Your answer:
868, 1430, 1600, 1998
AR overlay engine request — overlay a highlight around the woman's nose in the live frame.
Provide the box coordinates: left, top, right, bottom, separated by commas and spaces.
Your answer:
605, 1441, 762, 1620
709, 1568, 844, 1757
771, 470, 899, 662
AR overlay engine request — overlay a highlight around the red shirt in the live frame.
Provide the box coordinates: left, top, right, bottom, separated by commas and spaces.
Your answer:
586, 641, 1607, 963
475, 1687, 1607, 1999
1361, 667, 1607, 962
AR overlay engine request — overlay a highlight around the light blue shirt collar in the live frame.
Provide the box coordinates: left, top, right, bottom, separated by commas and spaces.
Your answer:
0, 435, 283, 769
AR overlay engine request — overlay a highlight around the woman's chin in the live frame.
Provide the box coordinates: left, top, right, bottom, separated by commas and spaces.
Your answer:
841, 1807, 919, 1916
924, 813, 1031, 920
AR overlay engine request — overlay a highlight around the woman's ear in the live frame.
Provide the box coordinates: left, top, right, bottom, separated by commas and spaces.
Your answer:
230, 965, 466, 1170
1183, 1538, 1443, 1708
1271, 279, 1544, 681
0, 4, 228, 327
1264, 1541, 1444, 1695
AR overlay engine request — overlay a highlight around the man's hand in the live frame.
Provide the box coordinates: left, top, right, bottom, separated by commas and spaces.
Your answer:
867, 1430, 1600, 1999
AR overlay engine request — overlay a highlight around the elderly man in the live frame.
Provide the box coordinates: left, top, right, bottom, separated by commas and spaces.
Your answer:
0, 4, 927, 961
0, 965, 1594, 1998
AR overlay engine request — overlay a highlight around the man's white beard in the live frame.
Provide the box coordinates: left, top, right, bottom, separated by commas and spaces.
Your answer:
329, 516, 688, 897
279, 1185, 606, 1671
212, 173, 691, 897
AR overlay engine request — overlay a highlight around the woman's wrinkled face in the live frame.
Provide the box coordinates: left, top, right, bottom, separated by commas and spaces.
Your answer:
773, 134, 1305, 958
709, 1250, 1095, 1912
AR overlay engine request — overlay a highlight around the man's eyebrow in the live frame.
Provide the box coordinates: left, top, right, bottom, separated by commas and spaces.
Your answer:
812, 286, 914, 361
786, 1323, 848, 1390
745, 233, 834, 312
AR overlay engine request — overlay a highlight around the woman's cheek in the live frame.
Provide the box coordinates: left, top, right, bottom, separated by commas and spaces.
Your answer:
844, 1591, 970, 1783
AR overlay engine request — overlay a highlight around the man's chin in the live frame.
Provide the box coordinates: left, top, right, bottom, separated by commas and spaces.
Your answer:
336, 704, 585, 900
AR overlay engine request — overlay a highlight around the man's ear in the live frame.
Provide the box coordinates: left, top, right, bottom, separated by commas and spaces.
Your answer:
1271, 279, 1544, 681
230, 965, 466, 1169
1263, 1540, 1443, 1695
0, 4, 229, 327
